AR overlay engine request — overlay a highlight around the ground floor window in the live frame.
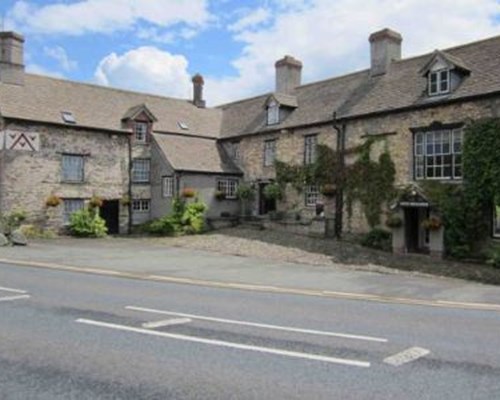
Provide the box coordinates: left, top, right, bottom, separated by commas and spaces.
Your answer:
217, 179, 238, 199
305, 185, 320, 207
132, 199, 150, 212
494, 204, 500, 238
63, 199, 84, 224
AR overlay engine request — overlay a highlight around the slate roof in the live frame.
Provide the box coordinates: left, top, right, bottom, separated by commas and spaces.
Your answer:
219, 34, 500, 139
0, 74, 222, 138
153, 133, 242, 175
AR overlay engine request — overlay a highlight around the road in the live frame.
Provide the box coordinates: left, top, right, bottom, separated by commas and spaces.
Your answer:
1, 261, 500, 399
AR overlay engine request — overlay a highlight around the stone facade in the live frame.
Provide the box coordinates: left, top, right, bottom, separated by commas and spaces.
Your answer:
0, 120, 130, 233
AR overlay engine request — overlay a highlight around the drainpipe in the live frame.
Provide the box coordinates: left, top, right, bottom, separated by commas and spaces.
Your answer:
127, 134, 133, 234
332, 112, 346, 239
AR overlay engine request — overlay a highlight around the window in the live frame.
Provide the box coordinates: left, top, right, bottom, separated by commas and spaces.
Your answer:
132, 159, 150, 183
132, 199, 150, 212
429, 69, 450, 96
414, 128, 463, 180
63, 199, 84, 224
62, 154, 84, 183
267, 101, 279, 125
305, 185, 320, 207
231, 141, 240, 161
134, 122, 148, 143
264, 139, 276, 167
494, 205, 500, 238
61, 111, 76, 124
217, 179, 238, 199
162, 176, 174, 198
178, 121, 189, 130
304, 134, 318, 165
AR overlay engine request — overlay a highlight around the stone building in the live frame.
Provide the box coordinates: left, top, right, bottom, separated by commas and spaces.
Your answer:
1, 28, 500, 256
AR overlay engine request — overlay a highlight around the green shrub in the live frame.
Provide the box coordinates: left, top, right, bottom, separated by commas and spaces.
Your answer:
487, 251, 500, 269
69, 208, 107, 238
0, 210, 27, 234
360, 228, 392, 251
263, 183, 283, 201
148, 216, 178, 236
181, 201, 208, 234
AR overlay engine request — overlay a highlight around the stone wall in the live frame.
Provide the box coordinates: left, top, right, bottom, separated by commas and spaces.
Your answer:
0, 120, 130, 233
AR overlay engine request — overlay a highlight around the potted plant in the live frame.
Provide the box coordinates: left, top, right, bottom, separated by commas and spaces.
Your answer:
321, 183, 336, 197
181, 188, 196, 198
263, 183, 283, 201
89, 195, 104, 209
385, 213, 403, 229
421, 216, 443, 231
120, 195, 131, 206
214, 190, 226, 201
45, 194, 61, 208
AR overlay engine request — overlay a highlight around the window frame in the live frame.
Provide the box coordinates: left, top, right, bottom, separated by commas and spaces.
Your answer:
132, 199, 151, 212
428, 69, 451, 96
132, 158, 151, 183
231, 141, 240, 162
162, 176, 174, 198
414, 128, 463, 181
134, 121, 149, 143
304, 134, 318, 165
263, 139, 276, 167
305, 184, 320, 207
217, 178, 239, 200
61, 154, 85, 183
63, 198, 84, 225
267, 101, 280, 125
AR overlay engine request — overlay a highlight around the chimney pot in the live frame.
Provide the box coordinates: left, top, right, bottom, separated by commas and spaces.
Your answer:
192, 73, 205, 108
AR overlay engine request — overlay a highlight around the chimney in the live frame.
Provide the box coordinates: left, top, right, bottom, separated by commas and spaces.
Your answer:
192, 73, 205, 108
369, 28, 402, 76
0, 31, 25, 85
275, 55, 302, 94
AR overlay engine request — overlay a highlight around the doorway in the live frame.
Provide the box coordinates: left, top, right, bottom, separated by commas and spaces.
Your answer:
258, 182, 276, 215
404, 207, 428, 253
100, 200, 120, 234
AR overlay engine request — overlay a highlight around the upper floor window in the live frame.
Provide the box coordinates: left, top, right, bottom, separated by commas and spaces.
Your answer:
162, 176, 174, 198
217, 179, 238, 199
267, 101, 280, 125
414, 128, 463, 180
304, 134, 318, 165
134, 122, 148, 143
62, 154, 84, 183
429, 69, 450, 96
132, 158, 151, 183
263, 139, 276, 167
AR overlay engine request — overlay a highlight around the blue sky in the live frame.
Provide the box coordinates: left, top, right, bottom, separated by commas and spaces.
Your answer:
1, 0, 500, 105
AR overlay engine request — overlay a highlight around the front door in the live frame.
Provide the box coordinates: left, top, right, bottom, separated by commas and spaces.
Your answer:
100, 200, 120, 235
258, 183, 276, 215
404, 207, 429, 253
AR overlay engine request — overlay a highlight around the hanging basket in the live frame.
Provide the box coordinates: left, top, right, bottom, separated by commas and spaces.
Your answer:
421, 216, 443, 231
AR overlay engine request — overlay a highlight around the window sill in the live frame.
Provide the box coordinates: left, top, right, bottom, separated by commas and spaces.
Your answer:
132, 182, 151, 185
61, 180, 85, 184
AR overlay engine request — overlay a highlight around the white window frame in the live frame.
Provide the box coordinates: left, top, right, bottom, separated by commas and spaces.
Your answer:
162, 176, 174, 198
414, 128, 462, 180
217, 179, 238, 200
63, 198, 84, 224
134, 122, 148, 143
304, 134, 318, 165
305, 185, 320, 207
263, 139, 276, 167
132, 158, 151, 183
494, 204, 500, 239
132, 199, 150, 212
62, 154, 84, 183
429, 69, 450, 96
267, 101, 280, 125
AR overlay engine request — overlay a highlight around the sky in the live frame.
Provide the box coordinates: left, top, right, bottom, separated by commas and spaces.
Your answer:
1, 0, 500, 106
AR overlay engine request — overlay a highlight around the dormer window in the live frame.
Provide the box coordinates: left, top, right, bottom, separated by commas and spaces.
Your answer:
134, 122, 148, 143
429, 69, 450, 96
267, 100, 279, 125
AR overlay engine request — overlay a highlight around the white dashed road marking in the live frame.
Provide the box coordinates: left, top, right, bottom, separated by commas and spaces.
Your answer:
0, 286, 27, 294
142, 318, 192, 329
0, 294, 31, 302
126, 306, 388, 343
76, 318, 371, 368
384, 347, 430, 366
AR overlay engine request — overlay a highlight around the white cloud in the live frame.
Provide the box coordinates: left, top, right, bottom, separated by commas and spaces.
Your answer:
207, 0, 500, 105
44, 46, 78, 71
6, 0, 211, 35
228, 8, 272, 32
94, 47, 192, 99
26, 63, 64, 79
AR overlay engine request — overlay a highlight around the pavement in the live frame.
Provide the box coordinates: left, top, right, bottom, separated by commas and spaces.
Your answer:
2, 237, 500, 311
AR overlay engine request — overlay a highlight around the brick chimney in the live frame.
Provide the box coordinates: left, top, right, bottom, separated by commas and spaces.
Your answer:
192, 73, 205, 108
369, 28, 402, 76
275, 55, 302, 94
0, 31, 25, 85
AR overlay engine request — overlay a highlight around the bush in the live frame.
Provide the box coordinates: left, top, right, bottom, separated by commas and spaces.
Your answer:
148, 216, 178, 236
0, 210, 27, 234
360, 228, 392, 251
487, 251, 500, 269
69, 208, 107, 238
181, 201, 208, 234
263, 183, 283, 201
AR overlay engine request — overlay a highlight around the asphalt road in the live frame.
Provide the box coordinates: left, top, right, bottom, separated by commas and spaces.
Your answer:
1, 261, 500, 399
